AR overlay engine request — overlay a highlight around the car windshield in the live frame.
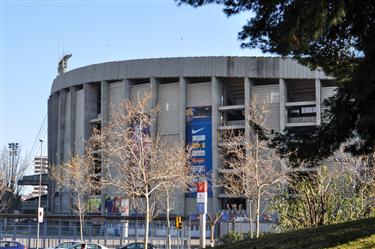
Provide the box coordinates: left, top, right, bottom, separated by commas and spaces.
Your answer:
69, 243, 85, 249
57, 242, 77, 248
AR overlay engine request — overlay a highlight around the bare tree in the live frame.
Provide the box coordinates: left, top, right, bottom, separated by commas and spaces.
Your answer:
155, 143, 192, 249
219, 96, 288, 238
335, 149, 375, 215
89, 92, 191, 249
0, 172, 11, 213
207, 211, 223, 247
0, 146, 28, 213
50, 152, 98, 240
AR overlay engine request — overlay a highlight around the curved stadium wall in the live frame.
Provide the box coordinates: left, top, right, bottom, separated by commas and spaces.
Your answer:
48, 56, 336, 215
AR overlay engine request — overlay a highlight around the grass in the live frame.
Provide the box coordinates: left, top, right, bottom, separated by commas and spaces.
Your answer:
216, 218, 375, 249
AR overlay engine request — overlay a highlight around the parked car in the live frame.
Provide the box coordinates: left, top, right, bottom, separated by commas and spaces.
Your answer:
119, 243, 158, 249
0, 241, 27, 249
67, 242, 109, 249
48, 241, 82, 249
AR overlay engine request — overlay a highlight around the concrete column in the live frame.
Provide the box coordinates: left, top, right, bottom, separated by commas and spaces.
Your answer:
100, 81, 109, 216
244, 78, 252, 144
179, 77, 187, 215
57, 90, 67, 165
279, 79, 287, 134
101, 81, 109, 126
211, 77, 221, 213
47, 96, 53, 164
179, 77, 187, 143
315, 78, 321, 126
150, 77, 159, 137
69, 87, 77, 156
123, 79, 131, 100
84, 83, 98, 140
244, 78, 253, 219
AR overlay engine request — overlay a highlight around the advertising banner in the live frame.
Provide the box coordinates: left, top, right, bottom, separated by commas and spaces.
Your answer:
88, 195, 128, 215
185, 106, 212, 197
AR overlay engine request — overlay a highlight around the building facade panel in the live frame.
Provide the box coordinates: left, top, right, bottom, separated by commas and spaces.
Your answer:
158, 83, 180, 135
186, 82, 211, 107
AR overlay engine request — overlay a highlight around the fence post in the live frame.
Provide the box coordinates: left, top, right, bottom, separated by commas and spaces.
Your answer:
27, 220, 31, 249
0, 220, 2, 241
89, 223, 92, 242
43, 219, 47, 249
135, 220, 138, 243
104, 221, 107, 247
73, 223, 77, 240
58, 218, 62, 243
13, 219, 16, 241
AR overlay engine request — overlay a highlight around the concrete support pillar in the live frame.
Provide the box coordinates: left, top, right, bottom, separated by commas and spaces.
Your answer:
315, 78, 321, 126
57, 90, 67, 165
69, 87, 77, 156
179, 77, 187, 215
244, 78, 252, 144
244, 78, 253, 219
84, 83, 98, 141
101, 81, 109, 126
100, 81, 109, 216
47, 96, 54, 213
279, 79, 287, 134
150, 77, 159, 137
123, 79, 131, 101
211, 77, 221, 213
179, 77, 187, 143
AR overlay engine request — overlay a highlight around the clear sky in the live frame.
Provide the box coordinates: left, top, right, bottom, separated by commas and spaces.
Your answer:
0, 0, 265, 178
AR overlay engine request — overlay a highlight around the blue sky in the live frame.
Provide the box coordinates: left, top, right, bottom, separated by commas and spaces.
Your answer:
1, 0, 265, 177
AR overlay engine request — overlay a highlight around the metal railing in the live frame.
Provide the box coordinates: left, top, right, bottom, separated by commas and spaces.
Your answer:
0, 215, 195, 249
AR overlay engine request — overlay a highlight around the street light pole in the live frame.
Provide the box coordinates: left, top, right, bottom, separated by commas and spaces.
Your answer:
36, 139, 43, 249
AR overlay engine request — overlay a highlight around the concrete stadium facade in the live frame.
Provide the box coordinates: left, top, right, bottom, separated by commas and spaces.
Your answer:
48, 56, 336, 215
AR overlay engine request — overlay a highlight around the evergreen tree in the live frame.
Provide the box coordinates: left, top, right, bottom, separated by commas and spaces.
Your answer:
177, 0, 375, 160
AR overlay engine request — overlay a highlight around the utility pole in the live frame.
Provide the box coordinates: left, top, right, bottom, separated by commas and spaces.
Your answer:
36, 139, 44, 249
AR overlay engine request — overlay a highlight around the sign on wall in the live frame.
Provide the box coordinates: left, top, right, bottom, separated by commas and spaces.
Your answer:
88, 195, 129, 215
186, 106, 212, 197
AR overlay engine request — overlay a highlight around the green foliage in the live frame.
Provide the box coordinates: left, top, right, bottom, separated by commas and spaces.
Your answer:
214, 218, 375, 249
177, 0, 375, 159
221, 232, 244, 245
269, 167, 373, 232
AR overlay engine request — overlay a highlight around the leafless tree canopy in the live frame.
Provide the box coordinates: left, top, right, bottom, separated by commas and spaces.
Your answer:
0, 172, 11, 213
218, 96, 288, 238
88, 92, 192, 249
0, 147, 28, 213
50, 152, 99, 240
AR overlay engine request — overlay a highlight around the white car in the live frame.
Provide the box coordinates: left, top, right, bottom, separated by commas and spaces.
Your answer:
48, 241, 82, 249
67, 242, 109, 249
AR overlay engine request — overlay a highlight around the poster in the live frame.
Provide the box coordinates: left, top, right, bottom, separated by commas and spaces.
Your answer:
185, 106, 212, 197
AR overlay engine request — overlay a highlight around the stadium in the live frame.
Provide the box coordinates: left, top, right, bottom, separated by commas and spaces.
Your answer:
48, 56, 336, 216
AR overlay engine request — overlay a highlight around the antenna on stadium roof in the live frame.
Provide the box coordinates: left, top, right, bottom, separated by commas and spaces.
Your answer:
180, 37, 184, 56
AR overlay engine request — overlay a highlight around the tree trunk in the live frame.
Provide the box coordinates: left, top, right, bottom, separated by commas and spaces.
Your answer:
256, 190, 261, 238
78, 196, 84, 241
210, 224, 215, 247
166, 198, 171, 249
248, 199, 253, 239
144, 196, 150, 249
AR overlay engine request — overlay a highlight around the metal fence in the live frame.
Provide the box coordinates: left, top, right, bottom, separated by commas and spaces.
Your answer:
0, 215, 195, 249
0, 214, 275, 249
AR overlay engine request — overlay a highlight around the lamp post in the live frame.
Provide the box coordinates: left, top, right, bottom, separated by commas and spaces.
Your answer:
36, 139, 44, 249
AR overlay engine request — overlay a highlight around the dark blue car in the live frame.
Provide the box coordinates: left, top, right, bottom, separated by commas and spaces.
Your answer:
0, 241, 27, 249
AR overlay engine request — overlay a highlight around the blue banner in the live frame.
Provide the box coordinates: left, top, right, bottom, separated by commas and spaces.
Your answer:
185, 106, 212, 197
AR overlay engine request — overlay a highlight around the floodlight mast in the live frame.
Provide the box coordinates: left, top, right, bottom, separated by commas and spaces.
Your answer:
57, 54, 72, 75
